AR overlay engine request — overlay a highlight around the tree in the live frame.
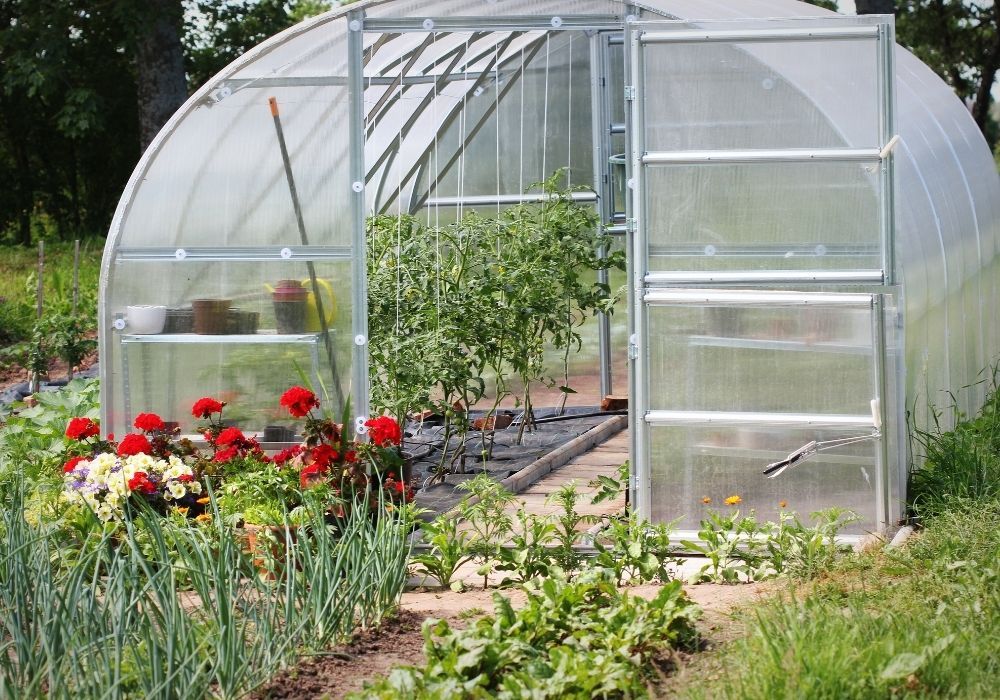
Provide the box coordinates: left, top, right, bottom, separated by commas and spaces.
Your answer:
896, 1, 1000, 146
132, 0, 188, 151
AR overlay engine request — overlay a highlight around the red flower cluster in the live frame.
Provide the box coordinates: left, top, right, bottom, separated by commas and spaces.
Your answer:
365, 416, 402, 447
66, 417, 100, 441
215, 427, 246, 447
384, 475, 415, 502
118, 433, 152, 457
280, 386, 319, 418
133, 413, 166, 433
127, 471, 157, 495
192, 397, 224, 419
300, 463, 325, 488
310, 444, 339, 469
63, 455, 87, 474
272, 444, 303, 466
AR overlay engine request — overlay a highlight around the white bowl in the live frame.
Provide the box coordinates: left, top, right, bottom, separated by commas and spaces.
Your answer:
127, 305, 167, 334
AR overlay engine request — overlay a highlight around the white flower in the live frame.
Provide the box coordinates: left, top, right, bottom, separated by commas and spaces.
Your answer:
95, 504, 115, 522
167, 482, 186, 500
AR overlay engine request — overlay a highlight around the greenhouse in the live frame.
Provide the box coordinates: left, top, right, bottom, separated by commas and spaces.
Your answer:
99, 0, 1000, 539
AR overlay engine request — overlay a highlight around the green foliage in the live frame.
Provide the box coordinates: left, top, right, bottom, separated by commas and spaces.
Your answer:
0, 482, 411, 699
367, 172, 625, 472
896, 1, 1000, 144
0, 377, 100, 479
909, 376, 1000, 518
354, 568, 700, 700
687, 499, 1000, 700
592, 511, 676, 586
682, 508, 857, 584
410, 514, 475, 592
547, 481, 596, 570
588, 460, 629, 504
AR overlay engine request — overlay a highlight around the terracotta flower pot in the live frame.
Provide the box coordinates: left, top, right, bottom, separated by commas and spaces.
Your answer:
192, 299, 231, 334
242, 523, 299, 579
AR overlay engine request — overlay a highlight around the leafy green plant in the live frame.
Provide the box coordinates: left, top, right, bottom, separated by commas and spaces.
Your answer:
410, 515, 475, 591
547, 480, 596, 571
592, 511, 677, 586
456, 472, 516, 587
495, 507, 558, 584
353, 567, 700, 700
589, 460, 629, 505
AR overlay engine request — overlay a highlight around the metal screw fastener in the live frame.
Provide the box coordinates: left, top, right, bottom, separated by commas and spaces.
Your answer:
113, 318, 127, 331
352, 181, 364, 193
174, 248, 187, 260
348, 19, 361, 31
422, 18, 434, 30
354, 334, 367, 346
550, 16, 563, 28
355, 417, 369, 434
280, 247, 293, 259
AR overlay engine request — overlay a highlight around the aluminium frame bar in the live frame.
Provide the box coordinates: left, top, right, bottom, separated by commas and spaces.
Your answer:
348, 10, 370, 428
640, 26, 880, 44
645, 270, 885, 285
643, 289, 875, 307
645, 411, 876, 429
115, 246, 351, 262
363, 15, 621, 33
591, 30, 615, 399
642, 148, 881, 165
422, 191, 597, 207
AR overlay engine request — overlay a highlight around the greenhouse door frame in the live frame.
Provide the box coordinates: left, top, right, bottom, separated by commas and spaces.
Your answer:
623, 16, 900, 535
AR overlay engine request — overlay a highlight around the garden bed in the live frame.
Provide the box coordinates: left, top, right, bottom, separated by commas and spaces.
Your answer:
407, 406, 619, 517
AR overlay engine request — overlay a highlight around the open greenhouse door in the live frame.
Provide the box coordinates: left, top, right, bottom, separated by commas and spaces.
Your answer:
624, 16, 899, 538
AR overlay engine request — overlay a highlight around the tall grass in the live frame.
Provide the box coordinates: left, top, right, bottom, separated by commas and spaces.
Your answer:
685, 499, 1000, 699
0, 481, 411, 699
909, 370, 1000, 519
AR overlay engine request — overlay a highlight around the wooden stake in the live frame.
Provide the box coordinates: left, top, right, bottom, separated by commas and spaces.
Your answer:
30, 241, 44, 394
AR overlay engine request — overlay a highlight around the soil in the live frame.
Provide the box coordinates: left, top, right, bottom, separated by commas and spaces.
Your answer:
252, 580, 770, 700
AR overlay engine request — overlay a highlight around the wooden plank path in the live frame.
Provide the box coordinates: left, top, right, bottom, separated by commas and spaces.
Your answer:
512, 430, 628, 522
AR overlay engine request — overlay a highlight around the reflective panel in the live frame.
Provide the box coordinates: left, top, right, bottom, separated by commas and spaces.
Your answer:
644, 161, 881, 272
648, 423, 878, 534
647, 300, 876, 415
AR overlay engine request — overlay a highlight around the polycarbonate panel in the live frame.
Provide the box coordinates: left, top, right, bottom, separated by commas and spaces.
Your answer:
638, 39, 880, 152
103, 258, 353, 438
648, 424, 877, 533
644, 161, 881, 271
647, 301, 875, 415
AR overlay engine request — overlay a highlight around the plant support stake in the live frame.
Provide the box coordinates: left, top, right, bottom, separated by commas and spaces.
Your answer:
268, 96, 345, 410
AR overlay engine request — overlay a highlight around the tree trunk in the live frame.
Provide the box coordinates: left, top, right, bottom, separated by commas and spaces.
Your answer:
134, 0, 187, 152
855, 0, 894, 14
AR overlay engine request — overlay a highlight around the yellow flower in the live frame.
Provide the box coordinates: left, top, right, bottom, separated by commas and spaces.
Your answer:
701, 496, 712, 505
195, 513, 212, 523
175, 506, 190, 516
779, 500, 788, 509
196, 497, 210, 505
724, 495, 742, 506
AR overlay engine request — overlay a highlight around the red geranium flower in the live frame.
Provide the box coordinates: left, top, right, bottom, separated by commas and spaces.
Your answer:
344, 450, 357, 463
177, 474, 194, 483
63, 455, 87, 474
133, 413, 166, 433
300, 463, 324, 489
191, 397, 224, 419
66, 417, 100, 441
280, 386, 319, 418
118, 433, 152, 457
310, 444, 339, 469
215, 427, 245, 447
213, 446, 238, 463
365, 416, 402, 447
127, 471, 157, 495
273, 445, 303, 466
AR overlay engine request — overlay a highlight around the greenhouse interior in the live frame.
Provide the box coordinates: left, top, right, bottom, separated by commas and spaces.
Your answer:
99, 0, 1000, 539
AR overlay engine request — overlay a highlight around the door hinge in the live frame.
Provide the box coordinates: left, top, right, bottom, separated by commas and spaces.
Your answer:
624, 85, 636, 101
625, 218, 637, 233
628, 333, 639, 360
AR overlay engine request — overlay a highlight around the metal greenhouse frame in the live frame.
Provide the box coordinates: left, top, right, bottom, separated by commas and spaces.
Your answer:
100, 0, 1000, 539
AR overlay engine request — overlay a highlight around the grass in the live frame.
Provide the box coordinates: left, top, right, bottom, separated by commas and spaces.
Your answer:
682, 499, 1000, 699
0, 241, 102, 345
677, 377, 1000, 700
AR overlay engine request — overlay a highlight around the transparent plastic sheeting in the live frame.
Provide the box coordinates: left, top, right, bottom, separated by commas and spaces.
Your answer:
101, 0, 1000, 531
